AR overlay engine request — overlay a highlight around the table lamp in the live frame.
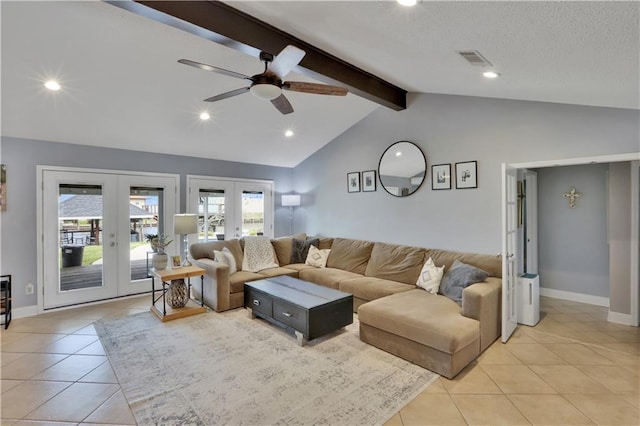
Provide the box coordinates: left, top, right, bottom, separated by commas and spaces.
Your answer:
174, 214, 198, 267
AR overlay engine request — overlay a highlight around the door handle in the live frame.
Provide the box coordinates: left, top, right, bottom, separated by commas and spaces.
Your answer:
110, 242, 116, 247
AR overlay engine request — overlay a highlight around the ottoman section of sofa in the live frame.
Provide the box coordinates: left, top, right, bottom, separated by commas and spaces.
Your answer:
358, 289, 480, 378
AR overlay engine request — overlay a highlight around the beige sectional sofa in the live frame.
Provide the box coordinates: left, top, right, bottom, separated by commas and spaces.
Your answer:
189, 235, 502, 378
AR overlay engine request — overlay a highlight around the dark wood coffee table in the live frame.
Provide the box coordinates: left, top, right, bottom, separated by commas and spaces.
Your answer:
244, 276, 353, 346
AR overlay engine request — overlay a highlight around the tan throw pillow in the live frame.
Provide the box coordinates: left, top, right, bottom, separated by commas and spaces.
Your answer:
306, 246, 331, 268
214, 247, 237, 274
416, 257, 444, 294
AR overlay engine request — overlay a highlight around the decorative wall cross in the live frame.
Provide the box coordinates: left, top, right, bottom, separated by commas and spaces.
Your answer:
563, 187, 583, 208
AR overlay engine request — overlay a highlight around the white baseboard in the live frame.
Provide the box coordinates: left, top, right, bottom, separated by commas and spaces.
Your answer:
607, 311, 636, 326
12, 305, 39, 319
540, 287, 610, 307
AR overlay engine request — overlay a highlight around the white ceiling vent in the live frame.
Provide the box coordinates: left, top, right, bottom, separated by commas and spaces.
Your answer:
456, 50, 492, 67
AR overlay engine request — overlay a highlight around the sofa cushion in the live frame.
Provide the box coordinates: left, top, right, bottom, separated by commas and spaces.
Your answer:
306, 246, 331, 268
427, 249, 501, 278
326, 238, 374, 274
272, 233, 307, 266
358, 289, 479, 354
339, 277, 415, 302
440, 260, 489, 305
299, 267, 362, 290
229, 271, 265, 293
284, 263, 317, 273
364, 242, 425, 284
290, 238, 319, 264
318, 237, 334, 250
190, 239, 244, 271
258, 267, 298, 279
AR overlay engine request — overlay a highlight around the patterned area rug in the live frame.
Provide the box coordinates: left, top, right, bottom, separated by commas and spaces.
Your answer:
95, 309, 438, 425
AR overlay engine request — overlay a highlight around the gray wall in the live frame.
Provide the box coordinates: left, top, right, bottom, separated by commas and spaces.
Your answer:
537, 164, 610, 298
293, 93, 639, 256
0, 137, 293, 309
609, 162, 632, 314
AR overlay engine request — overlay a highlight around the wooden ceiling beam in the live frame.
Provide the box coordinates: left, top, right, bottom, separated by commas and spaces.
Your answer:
108, 0, 406, 110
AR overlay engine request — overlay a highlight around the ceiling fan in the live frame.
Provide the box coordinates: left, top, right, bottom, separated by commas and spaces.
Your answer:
178, 45, 348, 115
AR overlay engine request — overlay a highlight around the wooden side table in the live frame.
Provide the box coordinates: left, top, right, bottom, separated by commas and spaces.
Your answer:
150, 265, 206, 322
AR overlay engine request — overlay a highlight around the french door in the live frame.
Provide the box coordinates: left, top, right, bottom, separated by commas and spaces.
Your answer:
39, 167, 178, 309
187, 176, 274, 244
501, 163, 519, 342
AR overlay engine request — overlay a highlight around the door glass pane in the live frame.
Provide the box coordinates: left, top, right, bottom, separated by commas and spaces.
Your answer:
58, 184, 103, 291
242, 190, 264, 237
198, 190, 225, 241
130, 187, 163, 281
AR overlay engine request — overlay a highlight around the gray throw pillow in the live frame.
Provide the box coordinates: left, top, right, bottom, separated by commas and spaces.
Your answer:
290, 238, 320, 264
439, 260, 489, 305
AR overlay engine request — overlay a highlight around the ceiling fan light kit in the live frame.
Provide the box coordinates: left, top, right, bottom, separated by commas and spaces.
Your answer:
178, 45, 348, 115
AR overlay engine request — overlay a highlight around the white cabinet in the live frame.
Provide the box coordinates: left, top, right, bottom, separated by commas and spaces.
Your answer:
518, 274, 540, 326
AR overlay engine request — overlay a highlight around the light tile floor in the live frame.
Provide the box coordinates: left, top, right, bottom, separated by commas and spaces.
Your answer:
387, 297, 640, 426
1, 296, 638, 425
1, 296, 148, 425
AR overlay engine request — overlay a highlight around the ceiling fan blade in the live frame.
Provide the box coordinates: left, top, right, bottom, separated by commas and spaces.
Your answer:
204, 87, 250, 102
268, 45, 306, 79
178, 59, 251, 80
271, 94, 294, 115
284, 81, 348, 96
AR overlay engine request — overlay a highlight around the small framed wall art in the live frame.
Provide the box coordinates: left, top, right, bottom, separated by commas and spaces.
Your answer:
455, 161, 478, 189
362, 170, 376, 192
347, 172, 361, 193
431, 164, 451, 190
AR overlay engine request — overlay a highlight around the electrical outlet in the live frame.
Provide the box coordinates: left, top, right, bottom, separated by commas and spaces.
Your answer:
25, 283, 34, 295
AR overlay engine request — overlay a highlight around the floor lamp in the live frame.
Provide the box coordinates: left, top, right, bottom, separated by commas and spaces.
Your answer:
282, 194, 300, 235
174, 214, 198, 267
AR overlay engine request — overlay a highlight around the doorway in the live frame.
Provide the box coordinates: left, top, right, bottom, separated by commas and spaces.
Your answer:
502, 153, 640, 336
38, 167, 179, 309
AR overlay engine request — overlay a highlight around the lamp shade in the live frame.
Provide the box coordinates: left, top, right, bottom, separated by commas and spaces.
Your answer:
174, 214, 198, 235
282, 194, 301, 207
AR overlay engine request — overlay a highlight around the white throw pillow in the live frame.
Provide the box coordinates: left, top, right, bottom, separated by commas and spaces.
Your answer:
306, 246, 330, 268
214, 247, 237, 274
416, 257, 444, 294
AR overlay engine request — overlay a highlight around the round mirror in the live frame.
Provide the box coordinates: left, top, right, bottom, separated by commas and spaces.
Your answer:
378, 141, 427, 197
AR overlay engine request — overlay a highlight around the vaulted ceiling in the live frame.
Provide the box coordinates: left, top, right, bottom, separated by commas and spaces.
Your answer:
2, 1, 638, 168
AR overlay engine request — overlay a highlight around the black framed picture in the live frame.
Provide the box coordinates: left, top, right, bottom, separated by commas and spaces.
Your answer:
362, 170, 376, 192
431, 164, 451, 190
455, 161, 478, 189
347, 172, 361, 193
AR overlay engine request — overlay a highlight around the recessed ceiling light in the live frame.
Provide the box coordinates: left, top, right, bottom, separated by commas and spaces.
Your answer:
199, 112, 210, 120
395, 151, 402, 157
44, 80, 61, 91
397, 0, 417, 6
285, 130, 294, 137
483, 71, 501, 79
